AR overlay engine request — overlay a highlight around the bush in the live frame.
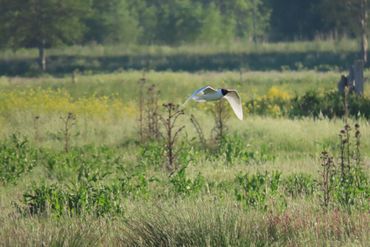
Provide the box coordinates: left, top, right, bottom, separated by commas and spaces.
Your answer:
246, 88, 370, 119
290, 90, 370, 119
245, 87, 292, 117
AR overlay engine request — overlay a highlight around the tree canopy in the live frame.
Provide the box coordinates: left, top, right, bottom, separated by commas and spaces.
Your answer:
0, 0, 368, 48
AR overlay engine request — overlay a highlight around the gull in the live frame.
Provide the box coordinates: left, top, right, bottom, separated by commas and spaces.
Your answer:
183, 86, 243, 120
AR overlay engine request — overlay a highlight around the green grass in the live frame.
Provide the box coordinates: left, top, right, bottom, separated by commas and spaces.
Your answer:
0, 70, 369, 246
0, 38, 360, 60
0, 38, 363, 75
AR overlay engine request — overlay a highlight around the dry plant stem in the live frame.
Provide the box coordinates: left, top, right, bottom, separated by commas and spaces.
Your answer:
33, 115, 40, 143
62, 112, 76, 153
159, 103, 185, 173
345, 124, 351, 173
354, 123, 361, 166
339, 129, 346, 181
320, 151, 335, 210
146, 84, 161, 140
190, 114, 206, 149
138, 74, 146, 143
212, 100, 230, 144
343, 85, 349, 124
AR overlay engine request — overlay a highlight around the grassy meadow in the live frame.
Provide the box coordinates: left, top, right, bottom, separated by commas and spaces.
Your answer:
0, 69, 369, 246
0, 39, 365, 75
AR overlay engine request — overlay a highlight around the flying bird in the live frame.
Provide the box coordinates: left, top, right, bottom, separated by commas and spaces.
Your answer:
184, 86, 243, 120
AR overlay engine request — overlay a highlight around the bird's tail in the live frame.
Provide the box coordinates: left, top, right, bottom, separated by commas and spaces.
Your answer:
180, 96, 191, 109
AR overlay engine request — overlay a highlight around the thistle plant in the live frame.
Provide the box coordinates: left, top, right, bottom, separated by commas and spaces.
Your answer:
211, 100, 230, 145
33, 115, 40, 143
190, 114, 206, 149
138, 73, 146, 143
159, 103, 185, 173
354, 123, 361, 167
145, 84, 161, 140
61, 112, 76, 153
320, 150, 335, 210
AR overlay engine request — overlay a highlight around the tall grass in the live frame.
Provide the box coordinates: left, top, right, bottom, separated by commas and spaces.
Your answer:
0, 70, 369, 246
0, 38, 360, 60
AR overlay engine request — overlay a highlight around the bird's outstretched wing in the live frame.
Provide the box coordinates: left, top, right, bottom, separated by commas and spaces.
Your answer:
224, 90, 243, 120
182, 85, 217, 106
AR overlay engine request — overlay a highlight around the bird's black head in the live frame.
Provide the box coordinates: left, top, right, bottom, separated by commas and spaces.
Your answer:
221, 88, 229, 96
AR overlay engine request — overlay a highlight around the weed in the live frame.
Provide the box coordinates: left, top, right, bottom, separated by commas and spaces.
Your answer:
319, 123, 370, 210
159, 103, 185, 173
137, 73, 146, 143
319, 151, 335, 209
61, 112, 77, 153
211, 100, 230, 145
235, 171, 286, 211
22, 182, 123, 217
169, 165, 205, 197
145, 84, 161, 140
189, 114, 207, 149
33, 115, 41, 143
0, 135, 38, 185
139, 141, 164, 168
283, 173, 316, 198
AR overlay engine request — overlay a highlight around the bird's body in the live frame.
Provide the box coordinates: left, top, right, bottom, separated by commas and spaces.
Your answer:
184, 86, 243, 120
189, 87, 225, 102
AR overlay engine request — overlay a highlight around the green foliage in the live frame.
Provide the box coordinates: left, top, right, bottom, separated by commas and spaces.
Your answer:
213, 135, 276, 165
235, 171, 286, 210
139, 141, 164, 168
197, 4, 235, 44
0, 0, 90, 48
318, 123, 370, 211
84, 0, 140, 44
169, 165, 205, 197
119, 172, 154, 199
44, 145, 123, 182
22, 182, 122, 217
332, 166, 370, 211
282, 173, 316, 198
0, 135, 38, 185
247, 90, 370, 119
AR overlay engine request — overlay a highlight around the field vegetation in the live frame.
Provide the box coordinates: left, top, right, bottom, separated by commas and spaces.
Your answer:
1, 0, 369, 245
0, 70, 369, 246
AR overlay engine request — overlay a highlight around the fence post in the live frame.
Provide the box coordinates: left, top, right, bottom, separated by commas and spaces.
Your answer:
337, 60, 364, 95
353, 60, 364, 95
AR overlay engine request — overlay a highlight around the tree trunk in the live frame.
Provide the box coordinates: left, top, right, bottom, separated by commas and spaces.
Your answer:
38, 41, 46, 71
360, 0, 368, 63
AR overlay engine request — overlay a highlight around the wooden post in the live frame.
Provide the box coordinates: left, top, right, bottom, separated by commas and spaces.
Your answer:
337, 60, 364, 95
338, 75, 348, 94
38, 39, 46, 71
360, 0, 368, 63
353, 60, 364, 95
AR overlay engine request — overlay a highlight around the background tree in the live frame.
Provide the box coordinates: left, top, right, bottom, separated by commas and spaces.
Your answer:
0, 0, 90, 71
321, 0, 369, 62
267, 0, 324, 40
84, 0, 140, 44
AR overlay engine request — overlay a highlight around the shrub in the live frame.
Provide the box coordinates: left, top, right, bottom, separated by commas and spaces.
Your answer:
290, 90, 370, 119
245, 87, 292, 117
246, 89, 370, 119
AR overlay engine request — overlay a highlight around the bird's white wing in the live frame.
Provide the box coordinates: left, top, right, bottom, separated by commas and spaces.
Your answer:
182, 85, 217, 106
224, 90, 243, 120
